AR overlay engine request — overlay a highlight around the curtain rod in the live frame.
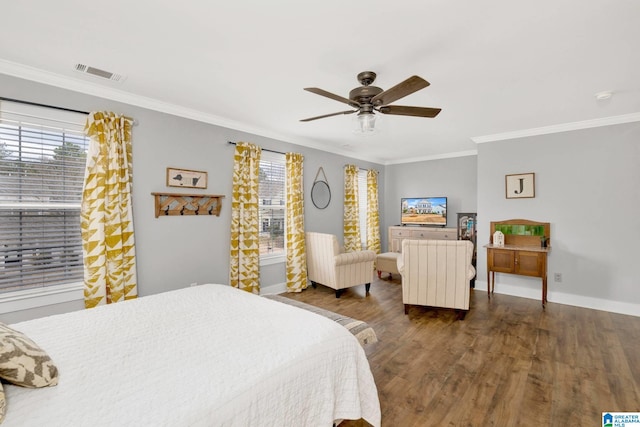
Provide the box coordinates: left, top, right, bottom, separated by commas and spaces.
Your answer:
344, 164, 371, 171
0, 96, 137, 124
227, 141, 286, 155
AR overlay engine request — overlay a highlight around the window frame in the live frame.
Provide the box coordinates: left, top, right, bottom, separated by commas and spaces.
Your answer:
258, 151, 286, 265
0, 101, 88, 311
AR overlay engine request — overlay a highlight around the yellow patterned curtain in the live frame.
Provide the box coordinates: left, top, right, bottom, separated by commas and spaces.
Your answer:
229, 142, 261, 294
81, 112, 137, 308
285, 153, 307, 292
343, 164, 361, 252
366, 169, 381, 254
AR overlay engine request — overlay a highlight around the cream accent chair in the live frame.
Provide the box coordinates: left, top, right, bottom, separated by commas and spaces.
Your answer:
397, 239, 476, 317
305, 232, 376, 298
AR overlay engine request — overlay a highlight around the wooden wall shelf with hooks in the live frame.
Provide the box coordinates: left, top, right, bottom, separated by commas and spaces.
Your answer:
151, 192, 225, 218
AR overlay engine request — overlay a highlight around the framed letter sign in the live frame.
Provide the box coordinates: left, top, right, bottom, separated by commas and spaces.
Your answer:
505, 173, 535, 199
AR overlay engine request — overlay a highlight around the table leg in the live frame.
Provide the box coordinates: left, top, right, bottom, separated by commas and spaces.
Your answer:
542, 276, 548, 307
487, 269, 491, 299
491, 271, 496, 295
487, 271, 496, 298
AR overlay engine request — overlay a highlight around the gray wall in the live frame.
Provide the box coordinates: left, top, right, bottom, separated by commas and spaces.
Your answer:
0, 73, 384, 321
382, 155, 478, 251
303, 150, 384, 240
3, 71, 638, 320
476, 122, 640, 314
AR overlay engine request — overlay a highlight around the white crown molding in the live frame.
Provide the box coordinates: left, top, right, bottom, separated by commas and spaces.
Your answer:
16, 59, 637, 164
0, 59, 386, 164
385, 149, 477, 165
471, 112, 640, 144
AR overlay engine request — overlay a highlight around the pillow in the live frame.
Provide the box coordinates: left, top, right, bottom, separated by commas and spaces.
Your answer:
0, 323, 58, 388
0, 381, 5, 423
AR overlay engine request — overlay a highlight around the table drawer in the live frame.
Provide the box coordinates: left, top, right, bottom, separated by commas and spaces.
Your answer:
411, 229, 456, 240
391, 228, 412, 238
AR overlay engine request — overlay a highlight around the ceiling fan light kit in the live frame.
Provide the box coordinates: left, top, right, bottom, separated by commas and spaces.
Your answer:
354, 111, 377, 133
301, 71, 441, 133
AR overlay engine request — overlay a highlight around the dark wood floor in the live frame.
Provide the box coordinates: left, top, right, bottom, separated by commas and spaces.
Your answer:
280, 275, 640, 427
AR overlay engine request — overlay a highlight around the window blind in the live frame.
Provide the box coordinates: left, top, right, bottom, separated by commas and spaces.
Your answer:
258, 151, 286, 257
0, 101, 88, 292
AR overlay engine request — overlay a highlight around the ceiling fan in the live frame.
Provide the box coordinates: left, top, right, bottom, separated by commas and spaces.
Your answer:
301, 71, 441, 132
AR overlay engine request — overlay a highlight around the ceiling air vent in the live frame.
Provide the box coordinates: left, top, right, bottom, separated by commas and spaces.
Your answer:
74, 63, 125, 82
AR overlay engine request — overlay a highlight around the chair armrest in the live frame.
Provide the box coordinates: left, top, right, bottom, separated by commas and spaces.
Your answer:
468, 264, 476, 280
397, 254, 404, 274
335, 250, 376, 266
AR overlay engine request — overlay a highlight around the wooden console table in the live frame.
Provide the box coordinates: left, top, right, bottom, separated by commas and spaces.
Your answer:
484, 219, 550, 307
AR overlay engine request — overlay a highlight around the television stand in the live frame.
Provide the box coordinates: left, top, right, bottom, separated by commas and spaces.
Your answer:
388, 225, 457, 252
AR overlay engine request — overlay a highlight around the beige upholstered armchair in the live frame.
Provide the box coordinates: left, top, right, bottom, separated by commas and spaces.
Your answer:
397, 239, 476, 317
305, 232, 376, 298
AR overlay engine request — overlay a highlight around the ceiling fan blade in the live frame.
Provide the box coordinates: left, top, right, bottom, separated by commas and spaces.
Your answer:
300, 110, 357, 122
304, 88, 360, 108
371, 76, 430, 106
378, 105, 441, 118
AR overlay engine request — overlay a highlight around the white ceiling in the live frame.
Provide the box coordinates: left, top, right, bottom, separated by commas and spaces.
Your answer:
1, 1, 639, 164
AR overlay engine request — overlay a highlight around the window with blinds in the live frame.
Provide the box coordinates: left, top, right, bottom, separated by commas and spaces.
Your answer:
258, 151, 286, 258
0, 101, 88, 293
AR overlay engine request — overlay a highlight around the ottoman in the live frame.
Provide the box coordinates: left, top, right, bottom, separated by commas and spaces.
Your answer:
376, 252, 400, 279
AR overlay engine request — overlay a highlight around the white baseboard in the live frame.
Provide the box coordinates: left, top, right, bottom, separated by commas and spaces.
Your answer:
264, 280, 640, 318
474, 280, 640, 317
260, 282, 287, 295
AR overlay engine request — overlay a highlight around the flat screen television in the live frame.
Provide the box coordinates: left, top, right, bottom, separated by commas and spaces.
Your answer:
401, 197, 447, 226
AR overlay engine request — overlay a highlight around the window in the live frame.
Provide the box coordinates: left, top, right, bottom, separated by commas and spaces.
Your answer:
358, 168, 368, 250
0, 101, 88, 294
258, 151, 286, 259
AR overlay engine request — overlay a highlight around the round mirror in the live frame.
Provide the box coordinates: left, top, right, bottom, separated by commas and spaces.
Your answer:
311, 180, 331, 209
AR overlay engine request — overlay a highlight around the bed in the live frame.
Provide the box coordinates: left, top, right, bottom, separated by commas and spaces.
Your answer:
1, 284, 380, 426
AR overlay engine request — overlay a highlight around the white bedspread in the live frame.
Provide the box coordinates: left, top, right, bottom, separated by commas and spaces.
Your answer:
3, 284, 380, 427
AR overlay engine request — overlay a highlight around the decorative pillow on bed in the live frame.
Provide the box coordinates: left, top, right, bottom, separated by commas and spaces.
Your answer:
0, 323, 59, 388
0, 381, 6, 423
